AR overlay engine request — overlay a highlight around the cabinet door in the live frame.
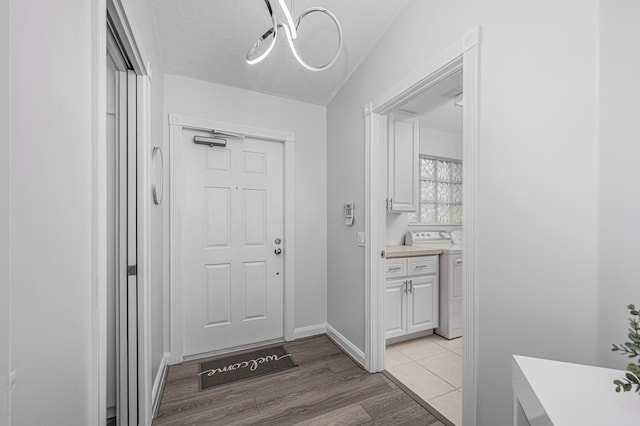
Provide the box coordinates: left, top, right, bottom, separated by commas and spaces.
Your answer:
406, 275, 438, 334
384, 279, 407, 339
387, 111, 419, 212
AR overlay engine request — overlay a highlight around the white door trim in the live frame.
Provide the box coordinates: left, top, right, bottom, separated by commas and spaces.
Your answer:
364, 27, 480, 426
93, 1, 153, 424
92, 2, 108, 423
168, 114, 295, 365
137, 74, 153, 426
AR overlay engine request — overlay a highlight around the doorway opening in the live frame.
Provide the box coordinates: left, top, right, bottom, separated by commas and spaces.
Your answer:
364, 28, 480, 426
384, 71, 464, 425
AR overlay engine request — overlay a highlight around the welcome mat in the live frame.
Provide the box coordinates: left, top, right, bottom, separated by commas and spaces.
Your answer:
198, 346, 296, 390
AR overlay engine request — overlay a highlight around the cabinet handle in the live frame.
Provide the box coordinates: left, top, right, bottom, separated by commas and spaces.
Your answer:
415, 265, 427, 269
455, 259, 463, 266
388, 266, 402, 271
403, 280, 408, 294
408, 280, 413, 293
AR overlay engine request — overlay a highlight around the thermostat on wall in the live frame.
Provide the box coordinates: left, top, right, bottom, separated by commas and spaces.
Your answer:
344, 203, 354, 226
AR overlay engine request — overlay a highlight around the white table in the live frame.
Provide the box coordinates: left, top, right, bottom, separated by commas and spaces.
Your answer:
512, 355, 640, 425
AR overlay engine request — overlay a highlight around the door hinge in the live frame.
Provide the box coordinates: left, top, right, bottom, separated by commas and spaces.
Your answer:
381, 250, 386, 258
127, 265, 137, 276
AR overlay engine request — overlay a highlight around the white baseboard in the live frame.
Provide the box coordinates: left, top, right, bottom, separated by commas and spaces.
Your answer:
293, 323, 327, 340
326, 324, 365, 367
151, 352, 170, 418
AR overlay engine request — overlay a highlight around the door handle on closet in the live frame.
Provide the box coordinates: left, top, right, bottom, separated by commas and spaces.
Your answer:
274, 248, 282, 255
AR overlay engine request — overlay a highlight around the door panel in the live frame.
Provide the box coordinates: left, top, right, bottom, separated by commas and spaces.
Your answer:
243, 261, 267, 320
243, 189, 266, 246
205, 186, 231, 247
205, 263, 231, 326
125, 70, 138, 426
387, 111, 419, 212
182, 129, 284, 357
384, 279, 406, 339
407, 276, 438, 334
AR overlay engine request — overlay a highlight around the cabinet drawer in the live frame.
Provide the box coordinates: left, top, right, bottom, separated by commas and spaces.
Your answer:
385, 258, 407, 278
407, 255, 438, 276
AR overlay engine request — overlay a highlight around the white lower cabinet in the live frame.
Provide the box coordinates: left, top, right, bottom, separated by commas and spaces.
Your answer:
384, 255, 439, 340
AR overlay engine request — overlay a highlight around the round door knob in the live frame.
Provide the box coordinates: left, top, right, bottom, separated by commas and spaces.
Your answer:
274, 248, 282, 255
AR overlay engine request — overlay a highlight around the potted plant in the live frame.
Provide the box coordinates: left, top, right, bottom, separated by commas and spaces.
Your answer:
612, 304, 640, 394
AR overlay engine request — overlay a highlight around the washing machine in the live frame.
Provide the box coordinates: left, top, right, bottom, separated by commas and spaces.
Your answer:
405, 230, 462, 339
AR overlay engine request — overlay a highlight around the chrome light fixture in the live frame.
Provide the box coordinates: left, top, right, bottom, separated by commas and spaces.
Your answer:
246, 0, 343, 72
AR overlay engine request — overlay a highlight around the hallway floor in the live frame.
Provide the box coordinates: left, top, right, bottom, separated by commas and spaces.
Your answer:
385, 334, 463, 425
154, 335, 446, 425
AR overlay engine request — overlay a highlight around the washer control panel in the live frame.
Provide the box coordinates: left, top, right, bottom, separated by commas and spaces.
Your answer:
405, 230, 451, 246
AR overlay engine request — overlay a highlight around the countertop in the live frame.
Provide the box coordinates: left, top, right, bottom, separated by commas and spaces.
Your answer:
512, 355, 640, 425
385, 245, 442, 259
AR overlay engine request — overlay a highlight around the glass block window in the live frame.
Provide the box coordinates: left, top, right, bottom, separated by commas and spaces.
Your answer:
408, 156, 462, 225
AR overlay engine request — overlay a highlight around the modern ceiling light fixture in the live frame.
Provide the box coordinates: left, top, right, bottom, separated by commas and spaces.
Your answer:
245, 0, 343, 72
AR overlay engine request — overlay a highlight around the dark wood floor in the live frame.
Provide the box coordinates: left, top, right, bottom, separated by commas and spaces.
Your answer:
153, 335, 446, 425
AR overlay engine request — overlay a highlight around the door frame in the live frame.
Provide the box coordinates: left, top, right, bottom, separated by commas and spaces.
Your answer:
93, 0, 153, 424
364, 27, 480, 425
168, 114, 296, 364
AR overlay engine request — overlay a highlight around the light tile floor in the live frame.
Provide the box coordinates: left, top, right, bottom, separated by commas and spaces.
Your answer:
386, 334, 462, 425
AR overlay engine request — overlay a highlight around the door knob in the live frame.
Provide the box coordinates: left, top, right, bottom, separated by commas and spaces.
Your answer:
274, 248, 282, 255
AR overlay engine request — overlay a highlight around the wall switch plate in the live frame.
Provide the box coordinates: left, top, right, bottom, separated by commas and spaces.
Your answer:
357, 232, 365, 247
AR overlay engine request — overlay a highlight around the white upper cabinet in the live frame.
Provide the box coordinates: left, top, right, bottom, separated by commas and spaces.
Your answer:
387, 111, 419, 212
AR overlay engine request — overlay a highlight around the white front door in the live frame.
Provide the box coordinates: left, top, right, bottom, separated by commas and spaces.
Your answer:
181, 129, 284, 357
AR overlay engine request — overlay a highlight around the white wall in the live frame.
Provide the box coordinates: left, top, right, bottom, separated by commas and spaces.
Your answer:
598, 0, 640, 368
386, 127, 463, 245
327, 1, 600, 424
5, 1, 166, 423
9, 1, 94, 423
420, 127, 462, 160
0, 0, 10, 423
164, 74, 328, 332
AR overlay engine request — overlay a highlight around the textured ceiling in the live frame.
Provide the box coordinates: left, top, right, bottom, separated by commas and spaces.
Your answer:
151, 0, 412, 105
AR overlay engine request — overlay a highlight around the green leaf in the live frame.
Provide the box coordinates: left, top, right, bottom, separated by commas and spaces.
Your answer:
625, 373, 638, 384
624, 383, 633, 391
627, 364, 640, 375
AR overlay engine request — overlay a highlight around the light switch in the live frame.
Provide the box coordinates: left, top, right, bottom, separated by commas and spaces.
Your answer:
357, 232, 365, 247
